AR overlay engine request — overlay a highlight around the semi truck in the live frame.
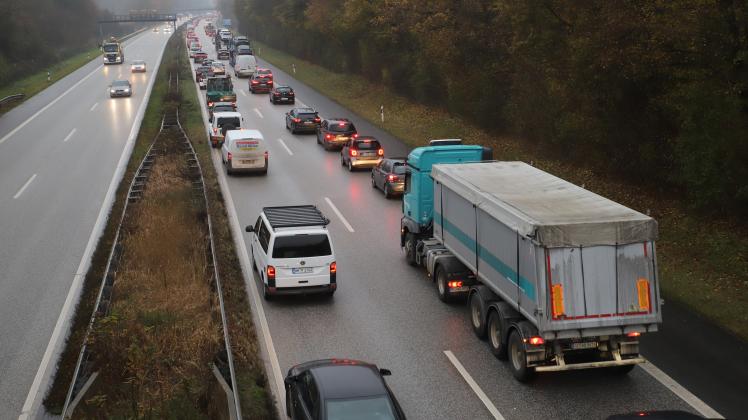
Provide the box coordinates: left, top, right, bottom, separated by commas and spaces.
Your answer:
102, 38, 124, 64
400, 140, 662, 381
206, 76, 236, 108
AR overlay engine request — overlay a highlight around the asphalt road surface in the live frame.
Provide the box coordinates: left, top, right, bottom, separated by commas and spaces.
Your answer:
0, 28, 172, 419
191, 24, 747, 420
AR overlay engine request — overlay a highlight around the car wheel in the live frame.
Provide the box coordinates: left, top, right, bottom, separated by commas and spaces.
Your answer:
347, 159, 353, 172
384, 183, 392, 199
285, 388, 292, 417
263, 284, 272, 301
435, 266, 453, 303
340, 154, 345, 167
404, 233, 418, 266
291, 124, 296, 134
509, 329, 535, 382
487, 310, 508, 359
470, 292, 488, 339
371, 174, 377, 189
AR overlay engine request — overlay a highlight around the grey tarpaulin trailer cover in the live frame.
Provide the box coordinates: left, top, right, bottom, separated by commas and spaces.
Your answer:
431, 161, 661, 341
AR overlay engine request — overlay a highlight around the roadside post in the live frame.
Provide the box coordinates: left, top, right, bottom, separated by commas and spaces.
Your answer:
380, 105, 384, 123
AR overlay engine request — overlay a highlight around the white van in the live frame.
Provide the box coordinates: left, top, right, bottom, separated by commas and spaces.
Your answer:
234, 55, 257, 78
221, 129, 268, 175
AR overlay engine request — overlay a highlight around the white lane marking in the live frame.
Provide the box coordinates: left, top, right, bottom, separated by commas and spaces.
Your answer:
0, 63, 104, 146
640, 362, 724, 419
63, 128, 77, 143
324, 197, 355, 233
18, 33, 168, 420
240, 88, 247, 96
277, 138, 293, 156
13, 174, 37, 199
89, 102, 99, 112
444, 350, 505, 420
253, 108, 264, 119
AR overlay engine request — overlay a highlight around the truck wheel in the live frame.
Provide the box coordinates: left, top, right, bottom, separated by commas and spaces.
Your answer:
487, 310, 508, 359
508, 329, 534, 382
470, 292, 488, 339
404, 233, 418, 266
435, 266, 453, 303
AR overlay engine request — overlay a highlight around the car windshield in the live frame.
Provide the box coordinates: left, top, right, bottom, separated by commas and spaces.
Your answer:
103, 44, 118, 52
272, 234, 331, 258
355, 140, 381, 150
276, 87, 291, 93
299, 113, 317, 119
213, 106, 234, 113
330, 123, 354, 133
216, 117, 240, 127
325, 396, 397, 420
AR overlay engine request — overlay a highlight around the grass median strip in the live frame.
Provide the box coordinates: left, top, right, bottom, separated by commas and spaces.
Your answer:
44, 28, 275, 419
255, 41, 748, 341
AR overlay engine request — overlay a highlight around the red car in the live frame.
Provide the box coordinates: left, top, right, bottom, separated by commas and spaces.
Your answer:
193, 51, 208, 62
256, 68, 273, 81
249, 73, 273, 93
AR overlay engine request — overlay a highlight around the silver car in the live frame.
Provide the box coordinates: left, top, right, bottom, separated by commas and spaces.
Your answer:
340, 137, 384, 171
109, 80, 132, 97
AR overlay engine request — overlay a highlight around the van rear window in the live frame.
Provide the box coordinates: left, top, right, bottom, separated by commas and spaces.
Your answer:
272, 234, 331, 258
217, 117, 240, 127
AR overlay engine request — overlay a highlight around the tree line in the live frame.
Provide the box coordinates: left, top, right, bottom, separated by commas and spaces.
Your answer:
230, 0, 748, 214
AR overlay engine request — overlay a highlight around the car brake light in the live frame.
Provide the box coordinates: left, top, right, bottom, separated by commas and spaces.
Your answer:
227, 152, 232, 161
338, 122, 346, 127
292, 118, 301, 123
350, 149, 358, 157
377, 148, 384, 156
213, 127, 218, 134
267, 265, 275, 279
208, 102, 214, 107
274, 92, 280, 96
627, 332, 641, 338
387, 174, 398, 182
330, 262, 336, 274
264, 151, 269, 159
447, 280, 463, 288
527, 336, 544, 346
352, 133, 358, 138
325, 134, 333, 140
251, 80, 258, 84
314, 117, 321, 122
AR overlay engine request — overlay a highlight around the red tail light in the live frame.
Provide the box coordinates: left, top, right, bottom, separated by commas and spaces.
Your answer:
528, 336, 545, 346
292, 118, 301, 123
325, 134, 334, 140
352, 133, 359, 138
627, 332, 641, 338
314, 117, 321, 123
251, 80, 259, 84
447, 280, 463, 288
208, 101, 214, 107
377, 148, 384, 156
267, 265, 275, 279
227, 152, 232, 161
350, 149, 358, 157
264, 151, 269, 159
213, 127, 218, 134
330, 262, 336, 274
387, 174, 398, 182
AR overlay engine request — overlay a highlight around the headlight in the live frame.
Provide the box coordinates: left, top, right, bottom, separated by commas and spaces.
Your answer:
124, 88, 130, 92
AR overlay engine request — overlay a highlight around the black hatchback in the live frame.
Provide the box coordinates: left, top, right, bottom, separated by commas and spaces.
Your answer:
285, 107, 321, 134
285, 359, 405, 420
270, 85, 295, 104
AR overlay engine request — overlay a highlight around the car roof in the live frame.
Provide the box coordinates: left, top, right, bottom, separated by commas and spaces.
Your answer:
311, 364, 388, 400
112, 80, 130, 85
274, 85, 291, 89
213, 111, 242, 118
226, 129, 262, 140
132, 60, 145, 64
293, 107, 316, 113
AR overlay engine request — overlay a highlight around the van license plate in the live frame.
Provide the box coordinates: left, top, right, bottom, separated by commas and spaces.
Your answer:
292, 268, 313, 274
571, 341, 598, 350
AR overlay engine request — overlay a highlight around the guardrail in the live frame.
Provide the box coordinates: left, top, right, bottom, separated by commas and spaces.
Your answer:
61, 72, 241, 419
0, 94, 24, 108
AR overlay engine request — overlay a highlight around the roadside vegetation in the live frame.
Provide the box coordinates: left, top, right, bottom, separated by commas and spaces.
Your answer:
252, 40, 748, 342
45, 27, 275, 419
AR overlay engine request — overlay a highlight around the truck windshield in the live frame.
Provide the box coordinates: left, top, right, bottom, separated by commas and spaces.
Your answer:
208, 79, 232, 90
272, 234, 332, 258
103, 44, 118, 52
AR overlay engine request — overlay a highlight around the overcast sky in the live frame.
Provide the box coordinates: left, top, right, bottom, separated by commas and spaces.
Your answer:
95, 0, 215, 13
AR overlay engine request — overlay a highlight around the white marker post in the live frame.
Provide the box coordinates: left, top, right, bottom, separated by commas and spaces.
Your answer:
380, 105, 384, 123
292, 63, 296, 74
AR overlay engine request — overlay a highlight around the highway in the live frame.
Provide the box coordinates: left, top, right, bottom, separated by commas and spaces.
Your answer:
0, 29, 171, 419
190, 25, 745, 420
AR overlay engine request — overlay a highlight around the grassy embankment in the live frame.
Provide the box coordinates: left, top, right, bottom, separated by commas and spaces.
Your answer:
255, 41, 748, 341
44, 29, 275, 418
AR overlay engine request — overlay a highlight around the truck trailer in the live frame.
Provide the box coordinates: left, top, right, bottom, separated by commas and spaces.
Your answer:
400, 143, 661, 381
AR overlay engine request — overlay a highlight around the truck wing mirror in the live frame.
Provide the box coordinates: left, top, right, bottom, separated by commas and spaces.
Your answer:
379, 368, 392, 376
245, 225, 254, 232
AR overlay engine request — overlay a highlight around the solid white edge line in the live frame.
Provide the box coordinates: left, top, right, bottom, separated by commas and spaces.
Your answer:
443, 350, 505, 420
89, 102, 98, 112
324, 197, 355, 233
12, 174, 37, 199
63, 128, 76, 143
192, 45, 286, 420
18, 30, 168, 420
240, 88, 247, 96
253, 108, 264, 119
276, 138, 293, 156
0, 27, 151, 147
640, 362, 723, 419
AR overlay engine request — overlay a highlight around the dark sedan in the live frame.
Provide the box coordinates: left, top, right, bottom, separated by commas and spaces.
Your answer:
316, 118, 358, 150
285, 359, 405, 420
269, 85, 295, 104
371, 157, 407, 198
285, 107, 321, 134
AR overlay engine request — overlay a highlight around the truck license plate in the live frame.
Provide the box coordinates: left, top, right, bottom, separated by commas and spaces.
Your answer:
241, 159, 255, 164
292, 268, 313, 274
571, 341, 598, 350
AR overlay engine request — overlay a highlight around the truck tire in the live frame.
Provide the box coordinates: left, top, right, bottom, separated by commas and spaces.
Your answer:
487, 310, 508, 359
404, 233, 418, 266
470, 292, 488, 339
508, 329, 535, 382
435, 266, 453, 303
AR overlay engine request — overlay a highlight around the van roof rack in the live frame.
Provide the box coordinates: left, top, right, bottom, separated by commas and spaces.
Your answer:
263, 205, 330, 229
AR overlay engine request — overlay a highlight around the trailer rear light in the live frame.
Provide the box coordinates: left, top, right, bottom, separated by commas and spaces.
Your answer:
267, 265, 276, 279
377, 148, 384, 156
527, 336, 544, 346
330, 262, 336, 274
551, 284, 565, 318
447, 281, 463, 288
350, 149, 358, 156
627, 332, 641, 338
637, 278, 651, 312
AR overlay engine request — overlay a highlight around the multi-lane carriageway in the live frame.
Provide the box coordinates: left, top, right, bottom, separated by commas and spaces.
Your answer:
0, 20, 745, 420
